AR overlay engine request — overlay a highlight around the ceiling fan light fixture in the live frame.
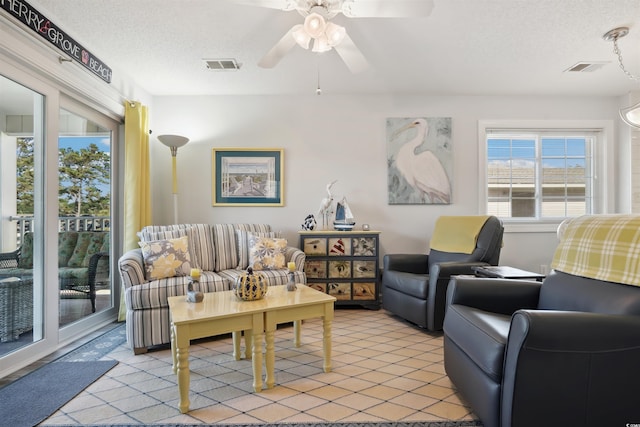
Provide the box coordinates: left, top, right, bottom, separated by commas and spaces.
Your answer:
304, 13, 326, 38
325, 22, 346, 46
620, 101, 640, 129
312, 35, 331, 53
292, 24, 311, 49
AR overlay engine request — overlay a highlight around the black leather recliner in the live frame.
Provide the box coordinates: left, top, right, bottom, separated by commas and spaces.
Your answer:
444, 267, 640, 427
382, 215, 504, 331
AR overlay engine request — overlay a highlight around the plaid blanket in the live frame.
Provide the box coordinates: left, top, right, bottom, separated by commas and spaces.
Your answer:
551, 214, 640, 287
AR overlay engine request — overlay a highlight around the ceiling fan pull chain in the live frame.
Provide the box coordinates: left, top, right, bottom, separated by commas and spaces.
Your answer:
612, 38, 640, 82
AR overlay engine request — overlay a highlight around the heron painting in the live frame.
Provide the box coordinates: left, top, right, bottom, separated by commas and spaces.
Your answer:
386, 117, 452, 204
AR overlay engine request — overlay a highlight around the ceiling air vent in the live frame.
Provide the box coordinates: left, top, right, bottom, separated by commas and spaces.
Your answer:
204, 58, 241, 71
564, 61, 609, 72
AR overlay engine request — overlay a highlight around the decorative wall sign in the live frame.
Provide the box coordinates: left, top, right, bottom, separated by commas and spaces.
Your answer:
1, 0, 112, 83
386, 117, 452, 204
212, 148, 283, 206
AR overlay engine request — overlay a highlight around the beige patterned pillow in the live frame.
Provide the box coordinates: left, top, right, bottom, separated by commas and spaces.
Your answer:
248, 235, 287, 270
236, 229, 280, 270
139, 236, 192, 280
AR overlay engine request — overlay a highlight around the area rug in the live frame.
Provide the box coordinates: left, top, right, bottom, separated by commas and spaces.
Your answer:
50, 423, 482, 427
0, 360, 118, 427
57, 321, 126, 362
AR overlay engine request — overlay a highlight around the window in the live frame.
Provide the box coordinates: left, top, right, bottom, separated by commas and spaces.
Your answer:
478, 118, 616, 228
486, 131, 594, 219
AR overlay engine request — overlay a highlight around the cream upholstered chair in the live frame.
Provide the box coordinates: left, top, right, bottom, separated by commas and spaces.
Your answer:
382, 215, 504, 331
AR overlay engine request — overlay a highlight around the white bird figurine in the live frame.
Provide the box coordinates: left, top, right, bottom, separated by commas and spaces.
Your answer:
318, 180, 337, 218
393, 119, 451, 203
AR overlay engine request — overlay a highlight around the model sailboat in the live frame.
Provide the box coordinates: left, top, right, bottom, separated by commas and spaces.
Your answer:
334, 197, 356, 231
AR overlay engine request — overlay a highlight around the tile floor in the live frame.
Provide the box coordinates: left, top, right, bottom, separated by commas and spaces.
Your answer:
40, 309, 479, 425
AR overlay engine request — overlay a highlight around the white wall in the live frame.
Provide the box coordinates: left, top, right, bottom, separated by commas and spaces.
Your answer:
150, 94, 621, 272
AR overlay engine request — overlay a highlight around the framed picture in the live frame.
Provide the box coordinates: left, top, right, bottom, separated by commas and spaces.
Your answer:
386, 117, 452, 205
212, 148, 283, 206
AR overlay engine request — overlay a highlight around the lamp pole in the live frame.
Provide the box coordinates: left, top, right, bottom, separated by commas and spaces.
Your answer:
158, 135, 189, 224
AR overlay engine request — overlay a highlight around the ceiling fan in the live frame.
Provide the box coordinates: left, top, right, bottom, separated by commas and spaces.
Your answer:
228, 0, 435, 74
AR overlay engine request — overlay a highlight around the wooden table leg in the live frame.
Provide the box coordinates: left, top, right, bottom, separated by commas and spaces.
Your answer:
293, 320, 301, 347
265, 315, 276, 389
232, 331, 241, 360
251, 313, 264, 392
175, 325, 191, 413
244, 329, 252, 360
171, 324, 177, 374
322, 303, 333, 373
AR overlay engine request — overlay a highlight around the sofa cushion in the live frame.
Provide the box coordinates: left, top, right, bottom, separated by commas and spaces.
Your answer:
213, 224, 272, 272
444, 304, 511, 383
249, 235, 287, 270
139, 224, 215, 271
58, 232, 79, 267
126, 272, 229, 310
139, 236, 192, 280
81, 232, 108, 267
68, 232, 93, 267
219, 269, 305, 287
236, 229, 279, 270
17, 232, 34, 269
184, 224, 215, 272
59, 267, 89, 283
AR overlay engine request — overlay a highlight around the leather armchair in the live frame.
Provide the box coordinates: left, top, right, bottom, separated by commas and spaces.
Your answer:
382, 215, 503, 331
444, 271, 640, 427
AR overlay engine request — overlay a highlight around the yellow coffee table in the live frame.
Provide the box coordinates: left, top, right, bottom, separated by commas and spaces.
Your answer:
168, 284, 336, 413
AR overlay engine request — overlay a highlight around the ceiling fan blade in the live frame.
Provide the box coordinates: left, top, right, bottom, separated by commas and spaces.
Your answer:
341, 0, 434, 18
224, 0, 297, 11
258, 27, 298, 68
333, 33, 369, 74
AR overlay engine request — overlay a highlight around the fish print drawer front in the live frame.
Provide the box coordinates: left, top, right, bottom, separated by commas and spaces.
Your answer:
303, 238, 327, 256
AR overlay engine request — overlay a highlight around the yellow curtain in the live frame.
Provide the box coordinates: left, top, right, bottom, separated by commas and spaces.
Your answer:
118, 101, 152, 321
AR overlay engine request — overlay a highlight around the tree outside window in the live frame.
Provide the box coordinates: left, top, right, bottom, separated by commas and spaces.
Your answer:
16, 137, 110, 217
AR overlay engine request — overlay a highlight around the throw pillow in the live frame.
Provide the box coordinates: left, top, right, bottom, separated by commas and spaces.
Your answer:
58, 231, 79, 267
138, 224, 215, 271
236, 229, 280, 270
138, 229, 192, 264
139, 235, 192, 280
248, 235, 287, 270
67, 232, 93, 267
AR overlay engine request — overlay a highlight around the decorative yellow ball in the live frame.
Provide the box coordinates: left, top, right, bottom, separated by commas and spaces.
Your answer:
234, 267, 268, 301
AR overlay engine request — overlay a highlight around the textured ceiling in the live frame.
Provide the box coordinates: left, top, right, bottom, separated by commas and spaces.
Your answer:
16, 0, 640, 97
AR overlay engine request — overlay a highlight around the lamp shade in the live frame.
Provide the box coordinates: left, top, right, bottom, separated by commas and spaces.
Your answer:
157, 134, 189, 148
292, 24, 311, 49
620, 101, 640, 129
312, 35, 331, 53
304, 13, 326, 38
325, 22, 346, 47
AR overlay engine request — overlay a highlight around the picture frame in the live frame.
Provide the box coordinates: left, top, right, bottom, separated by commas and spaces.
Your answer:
212, 148, 283, 206
386, 117, 452, 205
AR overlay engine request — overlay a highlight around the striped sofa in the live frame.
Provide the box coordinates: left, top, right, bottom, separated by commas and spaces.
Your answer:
118, 223, 306, 354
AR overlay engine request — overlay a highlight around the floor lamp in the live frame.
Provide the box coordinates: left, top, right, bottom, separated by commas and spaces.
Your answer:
158, 134, 189, 224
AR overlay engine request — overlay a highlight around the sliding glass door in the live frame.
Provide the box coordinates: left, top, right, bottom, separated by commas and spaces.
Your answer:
57, 108, 113, 328
0, 70, 119, 376
0, 74, 45, 358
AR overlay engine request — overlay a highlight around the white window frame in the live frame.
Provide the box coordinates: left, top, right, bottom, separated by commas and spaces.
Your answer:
478, 120, 615, 233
